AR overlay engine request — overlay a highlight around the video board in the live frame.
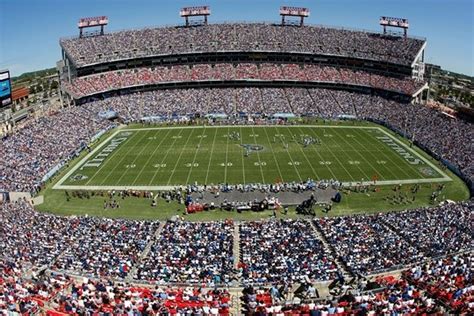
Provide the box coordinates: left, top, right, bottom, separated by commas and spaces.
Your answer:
0, 70, 12, 108
180, 6, 210, 17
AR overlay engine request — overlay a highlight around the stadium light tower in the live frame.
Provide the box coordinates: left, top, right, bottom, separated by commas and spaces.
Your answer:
379, 16, 409, 38
78, 16, 109, 38
279, 6, 310, 27
180, 6, 211, 27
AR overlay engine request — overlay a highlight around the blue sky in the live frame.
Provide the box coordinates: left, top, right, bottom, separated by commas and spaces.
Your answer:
0, 0, 472, 77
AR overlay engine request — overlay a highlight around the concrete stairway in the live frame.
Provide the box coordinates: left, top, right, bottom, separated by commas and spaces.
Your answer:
309, 220, 351, 277
126, 221, 165, 282
233, 222, 240, 269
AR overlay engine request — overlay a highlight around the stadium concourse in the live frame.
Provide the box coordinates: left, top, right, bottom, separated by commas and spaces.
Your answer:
1, 20, 473, 315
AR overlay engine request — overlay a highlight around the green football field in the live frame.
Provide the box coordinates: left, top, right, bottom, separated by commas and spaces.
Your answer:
54, 124, 451, 190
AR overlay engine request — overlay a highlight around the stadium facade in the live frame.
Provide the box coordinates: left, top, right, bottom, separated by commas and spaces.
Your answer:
57, 23, 428, 105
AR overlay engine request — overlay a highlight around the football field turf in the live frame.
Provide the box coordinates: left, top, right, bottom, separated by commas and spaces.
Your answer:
54, 125, 451, 190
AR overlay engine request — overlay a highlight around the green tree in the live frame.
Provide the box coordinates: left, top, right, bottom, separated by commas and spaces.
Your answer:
50, 80, 59, 90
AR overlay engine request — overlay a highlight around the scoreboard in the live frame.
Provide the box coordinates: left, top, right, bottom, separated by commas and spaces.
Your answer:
78, 16, 109, 28
380, 17, 409, 28
279, 6, 310, 17
180, 6, 210, 17
0, 70, 12, 108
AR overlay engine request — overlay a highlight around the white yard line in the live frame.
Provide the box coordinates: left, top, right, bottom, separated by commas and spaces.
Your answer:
239, 126, 246, 184
84, 131, 137, 185
166, 128, 195, 185
284, 126, 320, 180
351, 128, 415, 180
330, 128, 383, 181
296, 126, 337, 179
224, 127, 230, 183
251, 126, 266, 183
98, 130, 152, 185
305, 127, 356, 182
185, 127, 207, 185
148, 128, 185, 185
119, 125, 377, 132
376, 128, 451, 181
204, 128, 219, 185
114, 130, 157, 185
131, 129, 172, 186
262, 126, 285, 182
54, 177, 452, 192
274, 126, 302, 181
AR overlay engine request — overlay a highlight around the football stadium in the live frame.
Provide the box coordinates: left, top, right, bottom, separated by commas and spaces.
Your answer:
0, 2, 473, 315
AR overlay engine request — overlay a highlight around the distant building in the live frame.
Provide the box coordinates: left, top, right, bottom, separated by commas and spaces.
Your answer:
11, 86, 29, 106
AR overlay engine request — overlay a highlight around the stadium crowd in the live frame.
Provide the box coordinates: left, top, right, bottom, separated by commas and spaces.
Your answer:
62, 63, 423, 98
315, 201, 473, 275
315, 214, 424, 275
0, 200, 158, 281
60, 23, 425, 67
1, 199, 472, 285
133, 220, 234, 285
0, 105, 113, 193
49, 280, 231, 315
51, 217, 159, 279
0, 197, 472, 314
0, 258, 71, 315
4, 252, 471, 315
239, 220, 339, 284
0, 201, 73, 268
402, 252, 473, 313
381, 202, 473, 257
241, 252, 473, 315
